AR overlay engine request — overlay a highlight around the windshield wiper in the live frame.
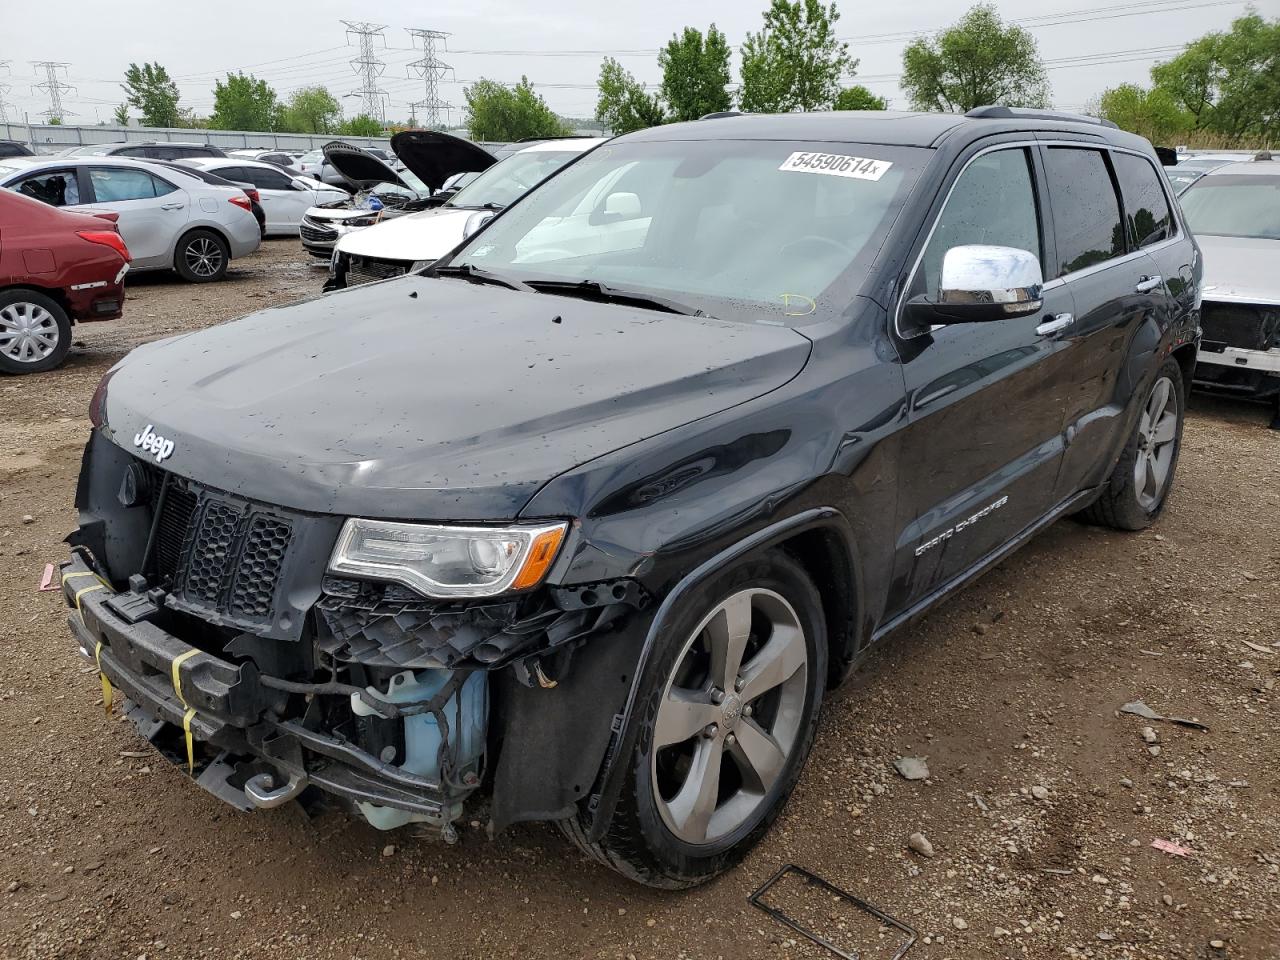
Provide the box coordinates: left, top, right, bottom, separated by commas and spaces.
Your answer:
432, 262, 530, 292
523, 279, 705, 316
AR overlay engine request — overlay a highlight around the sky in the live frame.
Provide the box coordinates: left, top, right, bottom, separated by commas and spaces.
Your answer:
0, 0, 1269, 127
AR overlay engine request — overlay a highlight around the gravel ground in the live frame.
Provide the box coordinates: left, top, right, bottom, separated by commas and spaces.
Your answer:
1, 240, 1277, 960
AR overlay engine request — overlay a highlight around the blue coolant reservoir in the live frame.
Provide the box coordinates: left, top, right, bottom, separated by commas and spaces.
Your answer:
350, 669, 488, 830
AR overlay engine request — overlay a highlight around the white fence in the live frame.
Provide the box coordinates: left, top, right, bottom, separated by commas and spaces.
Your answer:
1, 122, 395, 155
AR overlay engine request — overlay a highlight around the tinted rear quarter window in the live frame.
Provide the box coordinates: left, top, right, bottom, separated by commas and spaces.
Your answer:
1111, 152, 1173, 248
1044, 147, 1126, 277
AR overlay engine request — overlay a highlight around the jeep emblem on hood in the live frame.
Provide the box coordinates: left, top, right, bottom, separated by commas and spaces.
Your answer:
133, 424, 175, 463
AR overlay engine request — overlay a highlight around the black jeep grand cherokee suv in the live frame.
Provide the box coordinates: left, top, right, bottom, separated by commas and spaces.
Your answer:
65, 108, 1200, 888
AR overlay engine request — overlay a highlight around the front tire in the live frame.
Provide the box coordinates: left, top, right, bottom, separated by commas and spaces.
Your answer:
561, 550, 827, 888
0, 289, 72, 374
1078, 357, 1185, 530
174, 229, 229, 283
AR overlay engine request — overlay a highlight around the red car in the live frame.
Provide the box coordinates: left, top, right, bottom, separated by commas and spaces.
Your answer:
0, 189, 130, 374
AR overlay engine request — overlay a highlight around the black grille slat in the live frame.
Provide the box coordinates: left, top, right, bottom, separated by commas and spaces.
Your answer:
140, 463, 294, 626
181, 500, 247, 606
230, 516, 292, 619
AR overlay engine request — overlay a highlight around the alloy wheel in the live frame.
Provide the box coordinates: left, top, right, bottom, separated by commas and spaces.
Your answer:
0, 301, 60, 364
651, 588, 808, 845
185, 237, 224, 278
1134, 375, 1178, 511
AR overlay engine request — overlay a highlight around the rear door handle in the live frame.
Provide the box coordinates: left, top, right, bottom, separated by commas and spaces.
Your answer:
1036, 312, 1074, 337
1135, 275, 1163, 294
160, 201, 185, 211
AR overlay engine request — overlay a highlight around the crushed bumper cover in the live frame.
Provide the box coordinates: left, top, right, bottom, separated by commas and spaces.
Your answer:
62, 552, 456, 824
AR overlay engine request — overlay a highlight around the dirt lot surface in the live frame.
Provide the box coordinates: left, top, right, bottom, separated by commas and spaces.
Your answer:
1, 240, 1277, 960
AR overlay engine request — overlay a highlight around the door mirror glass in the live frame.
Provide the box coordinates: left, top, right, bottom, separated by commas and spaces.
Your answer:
906, 244, 1044, 325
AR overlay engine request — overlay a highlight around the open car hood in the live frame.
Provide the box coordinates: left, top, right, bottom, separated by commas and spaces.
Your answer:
390, 130, 496, 193
322, 141, 411, 192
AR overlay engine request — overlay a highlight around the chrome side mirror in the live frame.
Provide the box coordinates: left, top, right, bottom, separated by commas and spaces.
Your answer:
905, 244, 1045, 328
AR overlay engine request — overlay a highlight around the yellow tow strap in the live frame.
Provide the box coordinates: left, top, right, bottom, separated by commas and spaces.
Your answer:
63, 570, 112, 715
170, 648, 201, 774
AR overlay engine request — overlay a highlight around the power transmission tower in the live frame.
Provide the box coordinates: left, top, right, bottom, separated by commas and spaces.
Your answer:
31, 61, 76, 122
341, 21, 389, 123
406, 28, 453, 129
0, 62, 11, 124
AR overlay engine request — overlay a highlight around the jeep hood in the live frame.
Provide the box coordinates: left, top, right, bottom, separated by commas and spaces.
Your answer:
390, 130, 496, 193
1197, 234, 1280, 305
100, 278, 812, 520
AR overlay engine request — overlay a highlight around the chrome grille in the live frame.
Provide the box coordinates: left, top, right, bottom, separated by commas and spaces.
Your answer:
300, 219, 338, 243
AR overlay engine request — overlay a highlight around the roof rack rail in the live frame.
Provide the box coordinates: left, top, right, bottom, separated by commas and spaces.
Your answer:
699, 111, 743, 120
965, 105, 1119, 129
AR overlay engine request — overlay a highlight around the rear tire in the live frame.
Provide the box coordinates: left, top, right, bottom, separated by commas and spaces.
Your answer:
174, 229, 229, 283
0, 289, 72, 374
1078, 357, 1185, 530
560, 550, 827, 888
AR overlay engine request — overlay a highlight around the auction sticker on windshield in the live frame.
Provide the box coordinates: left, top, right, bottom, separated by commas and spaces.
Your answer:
778, 152, 892, 181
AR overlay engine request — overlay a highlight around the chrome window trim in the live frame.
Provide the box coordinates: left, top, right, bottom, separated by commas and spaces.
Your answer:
895, 139, 1182, 339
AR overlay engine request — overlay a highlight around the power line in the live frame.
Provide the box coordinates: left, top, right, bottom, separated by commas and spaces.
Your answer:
31, 61, 75, 122
342, 21, 390, 122
406, 28, 453, 129
0, 61, 11, 123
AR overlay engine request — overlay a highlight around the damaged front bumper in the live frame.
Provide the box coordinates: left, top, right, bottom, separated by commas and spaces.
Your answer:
62, 550, 463, 827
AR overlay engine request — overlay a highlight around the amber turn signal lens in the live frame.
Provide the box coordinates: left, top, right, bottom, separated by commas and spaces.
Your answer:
511, 526, 566, 590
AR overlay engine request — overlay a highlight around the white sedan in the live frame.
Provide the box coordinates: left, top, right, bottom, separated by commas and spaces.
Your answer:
180, 158, 348, 235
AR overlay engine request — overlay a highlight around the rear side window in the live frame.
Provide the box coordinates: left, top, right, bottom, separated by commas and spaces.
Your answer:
241, 166, 294, 190
89, 167, 177, 202
114, 146, 150, 158
1111, 152, 1173, 248
914, 147, 1042, 299
13, 170, 80, 206
211, 165, 248, 183
1044, 148, 1125, 277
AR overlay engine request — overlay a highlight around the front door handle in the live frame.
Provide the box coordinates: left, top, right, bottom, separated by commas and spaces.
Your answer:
1036, 312, 1074, 337
1135, 275, 1163, 294
160, 201, 185, 211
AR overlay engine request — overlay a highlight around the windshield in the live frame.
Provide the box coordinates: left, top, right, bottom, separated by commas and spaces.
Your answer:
398, 167, 428, 193
447, 149, 582, 209
448, 138, 925, 323
300, 150, 323, 164
1181, 174, 1280, 239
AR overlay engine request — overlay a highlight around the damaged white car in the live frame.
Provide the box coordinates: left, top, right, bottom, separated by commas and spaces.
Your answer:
299, 133, 496, 259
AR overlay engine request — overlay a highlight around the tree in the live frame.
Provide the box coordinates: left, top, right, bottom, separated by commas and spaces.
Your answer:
340, 115, 384, 137
121, 62, 182, 128
280, 86, 342, 134
595, 58, 666, 134
112, 104, 130, 126
209, 72, 279, 131
465, 77, 573, 141
833, 85, 887, 111
1150, 13, 1280, 141
1094, 83, 1192, 142
739, 0, 855, 113
659, 25, 732, 122
901, 4, 1049, 113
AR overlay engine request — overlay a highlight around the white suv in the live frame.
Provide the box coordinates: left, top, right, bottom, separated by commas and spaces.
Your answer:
327, 138, 605, 289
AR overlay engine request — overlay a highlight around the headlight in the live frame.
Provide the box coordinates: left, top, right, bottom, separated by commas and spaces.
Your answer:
328, 519, 567, 599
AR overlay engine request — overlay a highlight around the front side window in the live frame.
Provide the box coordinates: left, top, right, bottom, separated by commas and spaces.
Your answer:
89, 167, 176, 202
1179, 174, 1280, 240
243, 166, 293, 190
14, 169, 80, 206
912, 148, 1041, 300
1044, 148, 1126, 277
1111, 152, 1173, 248
448, 138, 927, 324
